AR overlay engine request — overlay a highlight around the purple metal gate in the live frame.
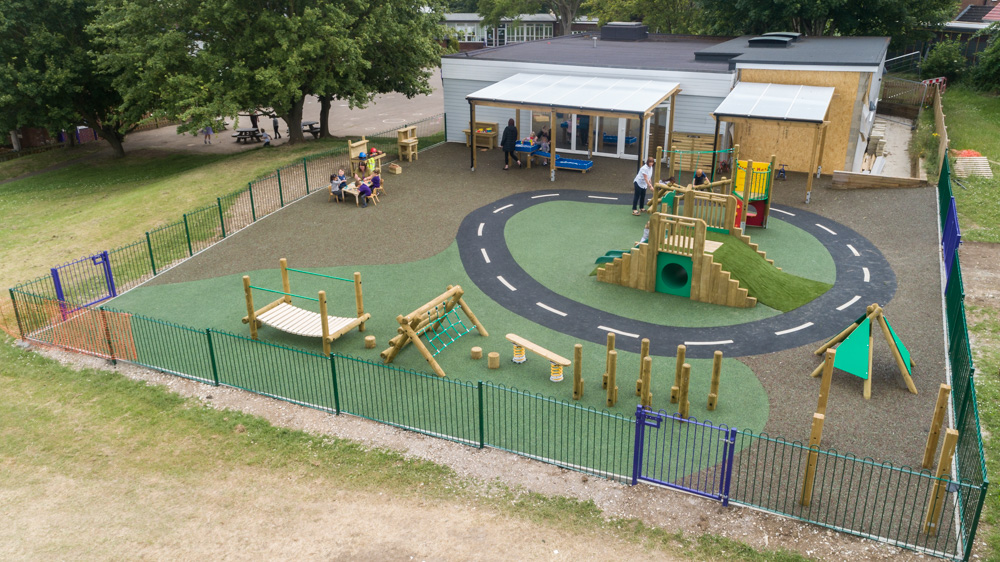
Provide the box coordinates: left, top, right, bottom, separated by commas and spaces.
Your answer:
631, 406, 737, 505
51, 251, 116, 318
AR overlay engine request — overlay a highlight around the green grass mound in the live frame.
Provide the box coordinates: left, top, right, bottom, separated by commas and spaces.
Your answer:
707, 232, 832, 312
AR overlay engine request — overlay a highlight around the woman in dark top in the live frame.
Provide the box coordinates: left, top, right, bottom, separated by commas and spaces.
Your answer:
500, 118, 521, 170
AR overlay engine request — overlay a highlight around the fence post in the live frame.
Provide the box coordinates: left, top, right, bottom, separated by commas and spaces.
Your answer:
205, 329, 220, 386
330, 353, 341, 415
303, 158, 310, 194
216, 197, 227, 238
631, 405, 645, 486
248, 182, 257, 222
277, 169, 284, 207
965, 481, 989, 561
145, 231, 157, 275
477, 381, 485, 449
720, 427, 737, 507
182, 214, 194, 257
98, 306, 117, 365
8, 289, 26, 339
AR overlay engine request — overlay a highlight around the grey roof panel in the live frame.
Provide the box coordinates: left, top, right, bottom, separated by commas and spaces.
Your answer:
713, 82, 834, 123
467, 73, 680, 115
694, 35, 889, 67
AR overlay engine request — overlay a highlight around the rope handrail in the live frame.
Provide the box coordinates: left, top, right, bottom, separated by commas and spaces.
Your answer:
248, 285, 319, 302
285, 267, 352, 283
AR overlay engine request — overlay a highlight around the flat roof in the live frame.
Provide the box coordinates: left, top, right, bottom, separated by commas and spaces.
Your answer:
713, 82, 834, 124
466, 73, 680, 115
695, 35, 890, 68
445, 33, 733, 73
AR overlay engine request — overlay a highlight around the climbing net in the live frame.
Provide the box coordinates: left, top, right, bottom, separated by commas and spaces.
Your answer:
416, 304, 472, 357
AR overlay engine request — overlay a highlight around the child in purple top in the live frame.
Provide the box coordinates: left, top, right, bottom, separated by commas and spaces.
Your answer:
357, 168, 381, 208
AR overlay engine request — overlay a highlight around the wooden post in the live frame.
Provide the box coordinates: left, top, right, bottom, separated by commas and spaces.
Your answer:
740, 160, 753, 231
353, 271, 365, 332
707, 350, 722, 410
922, 384, 952, 469
471, 346, 483, 360
603, 332, 615, 389
636, 338, 650, 396
573, 344, 584, 400
242, 275, 257, 340
279, 258, 291, 301
587, 113, 594, 159
816, 349, 835, 416
653, 146, 663, 185
515, 108, 521, 141
800, 413, 826, 507
640, 355, 652, 408
456, 295, 489, 337
364, 335, 376, 349
805, 124, 821, 203
865, 313, 874, 400
319, 290, 331, 356
470, 103, 477, 171
606, 350, 618, 407
924, 429, 959, 535
671, 344, 685, 403
678, 363, 690, 418
488, 351, 500, 369
549, 111, 556, 182
814, 321, 860, 355
666, 93, 676, 176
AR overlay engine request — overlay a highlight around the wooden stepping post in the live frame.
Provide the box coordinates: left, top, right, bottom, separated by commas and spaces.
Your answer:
606, 350, 618, 407
572, 344, 584, 400
671, 345, 685, 404
488, 352, 500, 369
800, 413, 826, 507
924, 429, 959, 535
636, 338, 650, 396
678, 363, 691, 418
603, 332, 615, 389
640, 356, 652, 408
471, 346, 483, 360
922, 384, 951, 469
364, 335, 376, 349
707, 350, 722, 411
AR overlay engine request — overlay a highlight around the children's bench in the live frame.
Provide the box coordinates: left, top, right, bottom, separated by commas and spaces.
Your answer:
505, 333, 571, 382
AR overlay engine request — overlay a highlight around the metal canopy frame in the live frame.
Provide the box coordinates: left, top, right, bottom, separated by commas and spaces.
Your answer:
466, 73, 682, 181
711, 82, 833, 202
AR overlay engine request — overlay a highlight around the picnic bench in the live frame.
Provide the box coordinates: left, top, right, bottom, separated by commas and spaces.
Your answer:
506, 333, 571, 382
232, 128, 262, 143
302, 121, 321, 139
463, 121, 499, 150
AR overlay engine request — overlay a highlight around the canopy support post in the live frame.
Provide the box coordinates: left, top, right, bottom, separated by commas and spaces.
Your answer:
470, 101, 477, 172
550, 111, 556, 182
711, 116, 721, 182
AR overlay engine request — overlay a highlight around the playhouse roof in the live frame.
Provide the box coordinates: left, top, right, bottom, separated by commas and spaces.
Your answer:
713, 82, 835, 124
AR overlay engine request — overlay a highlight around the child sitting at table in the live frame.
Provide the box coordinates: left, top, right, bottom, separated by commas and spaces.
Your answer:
330, 169, 348, 202
356, 168, 381, 208
537, 127, 551, 165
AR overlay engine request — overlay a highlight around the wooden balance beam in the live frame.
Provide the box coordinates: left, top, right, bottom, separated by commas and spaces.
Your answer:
505, 333, 571, 382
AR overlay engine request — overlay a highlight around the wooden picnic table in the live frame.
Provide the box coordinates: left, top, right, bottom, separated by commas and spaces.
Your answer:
302, 121, 321, 139
232, 128, 262, 143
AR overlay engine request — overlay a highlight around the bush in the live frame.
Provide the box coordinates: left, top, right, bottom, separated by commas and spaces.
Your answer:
921, 40, 966, 83
972, 25, 1000, 92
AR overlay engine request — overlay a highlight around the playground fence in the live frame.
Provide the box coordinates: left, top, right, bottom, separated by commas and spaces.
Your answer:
933, 85, 949, 175
3, 111, 988, 560
878, 76, 928, 120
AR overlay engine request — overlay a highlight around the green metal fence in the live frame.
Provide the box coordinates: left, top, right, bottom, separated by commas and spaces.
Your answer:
2, 112, 987, 561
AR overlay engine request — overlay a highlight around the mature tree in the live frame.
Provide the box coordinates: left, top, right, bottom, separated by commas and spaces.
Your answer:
582, 0, 697, 34
0, 0, 148, 157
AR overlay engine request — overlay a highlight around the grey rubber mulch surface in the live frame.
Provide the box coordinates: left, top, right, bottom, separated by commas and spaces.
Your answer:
144, 142, 947, 467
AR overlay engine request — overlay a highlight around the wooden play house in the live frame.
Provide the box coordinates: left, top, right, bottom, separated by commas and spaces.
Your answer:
396, 126, 418, 162
242, 259, 370, 355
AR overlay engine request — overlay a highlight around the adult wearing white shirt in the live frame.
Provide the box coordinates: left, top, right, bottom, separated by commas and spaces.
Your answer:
631, 156, 655, 216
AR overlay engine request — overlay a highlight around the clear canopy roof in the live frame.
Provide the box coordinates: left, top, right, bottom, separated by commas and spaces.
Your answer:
466, 73, 681, 115
713, 82, 834, 123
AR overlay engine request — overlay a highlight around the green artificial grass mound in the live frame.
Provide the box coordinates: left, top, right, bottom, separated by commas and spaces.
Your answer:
706, 231, 833, 312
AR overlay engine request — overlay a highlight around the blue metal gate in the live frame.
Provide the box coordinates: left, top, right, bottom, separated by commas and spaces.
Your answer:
631, 406, 737, 505
51, 251, 116, 318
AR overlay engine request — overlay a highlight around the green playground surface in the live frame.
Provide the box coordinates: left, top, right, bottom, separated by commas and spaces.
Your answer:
507, 201, 835, 324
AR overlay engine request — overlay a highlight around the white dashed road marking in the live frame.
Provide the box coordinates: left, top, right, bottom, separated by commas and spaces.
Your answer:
837, 296, 861, 311
770, 207, 796, 216
846, 244, 859, 257
775, 322, 813, 336
598, 325, 639, 338
477, 223, 484, 237
493, 204, 513, 213
480, 248, 491, 264
588, 196, 618, 201
497, 276, 516, 291
815, 224, 838, 235
863, 267, 871, 282
536, 302, 567, 317
531, 193, 559, 199
684, 340, 734, 346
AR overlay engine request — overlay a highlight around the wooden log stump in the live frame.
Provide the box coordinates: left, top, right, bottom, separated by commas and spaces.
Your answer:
488, 352, 500, 369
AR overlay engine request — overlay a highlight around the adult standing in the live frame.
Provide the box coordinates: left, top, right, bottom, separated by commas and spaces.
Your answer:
249, 111, 259, 131
272, 115, 282, 139
500, 118, 521, 170
631, 156, 655, 216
